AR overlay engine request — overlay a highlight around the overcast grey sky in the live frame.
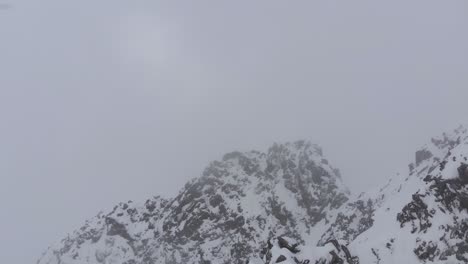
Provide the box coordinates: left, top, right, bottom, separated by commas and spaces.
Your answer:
1, 0, 467, 263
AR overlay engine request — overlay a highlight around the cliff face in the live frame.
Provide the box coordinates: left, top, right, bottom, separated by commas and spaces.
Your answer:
38, 141, 349, 264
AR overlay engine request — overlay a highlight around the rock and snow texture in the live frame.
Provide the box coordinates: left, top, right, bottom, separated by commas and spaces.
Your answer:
311, 125, 468, 264
38, 126, 468, 264
258, 237, 358, 264
38, 141, 349, 264
346, 126, 468, 263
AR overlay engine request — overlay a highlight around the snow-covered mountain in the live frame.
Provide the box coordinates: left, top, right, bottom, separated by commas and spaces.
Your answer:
38, 126, 468, 264
344, 125, 468, 263
37, 141, 349, 264
260, 125, 468, 264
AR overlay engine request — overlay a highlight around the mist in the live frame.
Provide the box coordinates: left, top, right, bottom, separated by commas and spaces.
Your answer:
1, 1, 467, 263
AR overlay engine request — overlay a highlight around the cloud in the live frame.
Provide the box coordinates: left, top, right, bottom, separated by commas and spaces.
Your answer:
114, 14, 177, 70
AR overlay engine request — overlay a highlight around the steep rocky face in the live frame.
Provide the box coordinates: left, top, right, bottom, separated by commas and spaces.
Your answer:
286, 125, 468, 264
38, 140, 349, 264
319, 198, 375, 246
396, 164, 468, 262
347, 126, 468, 263
38, 196, 169, 264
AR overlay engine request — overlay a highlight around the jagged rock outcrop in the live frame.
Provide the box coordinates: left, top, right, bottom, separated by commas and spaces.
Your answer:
258, 126, 468, 264
326, 125, 468, 263
257, 237, 358, 264
38, 141, 349, 264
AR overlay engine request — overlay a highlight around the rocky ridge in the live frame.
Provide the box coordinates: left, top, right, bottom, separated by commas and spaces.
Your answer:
38, 141, 349, 264
273, 125, 468, 264
38, 126, 468, 264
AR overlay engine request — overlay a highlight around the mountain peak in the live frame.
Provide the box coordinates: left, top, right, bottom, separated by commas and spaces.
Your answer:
39, 127, 468, 264
38, 140, 349, 264
268, 140, 323, 155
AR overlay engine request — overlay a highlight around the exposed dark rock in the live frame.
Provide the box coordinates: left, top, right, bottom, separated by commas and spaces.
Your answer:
323, 240, 359, 264
320, 199, 374, 244
329, 251, 344, 264
106, 218, 133, 241
416, 149, 433, 166
209, 194, 223, 207
414, 241, 438, 261
261, 238, 358, 264
457, 163, 468, 183
397, 194, 433, 233
277, 237, 300, 254
276, 255, 286, 263
371, 248, 381, 264
440, 160, 448, 171
400, 164, 468, 262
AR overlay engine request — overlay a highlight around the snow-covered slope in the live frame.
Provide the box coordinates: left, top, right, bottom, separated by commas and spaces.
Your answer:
37, 141, 349, 264
39, 126, 468, 264
348, 125, 468, 263
258, 126, 468, 264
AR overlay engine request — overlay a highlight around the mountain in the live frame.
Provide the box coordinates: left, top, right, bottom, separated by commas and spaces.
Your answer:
39, 126, 468, 264
37, 140, 350, 264
259, 125, 468, 264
